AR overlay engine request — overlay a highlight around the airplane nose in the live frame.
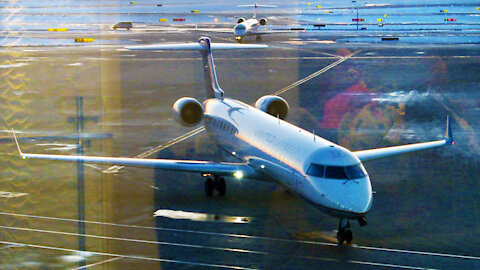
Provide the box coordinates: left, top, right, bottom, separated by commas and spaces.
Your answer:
234, 25, 246, 36
314, 177, 373, 215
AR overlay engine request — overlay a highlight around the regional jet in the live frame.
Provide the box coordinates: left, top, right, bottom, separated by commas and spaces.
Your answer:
13, 37, 454, 244
234, 3, 276, 42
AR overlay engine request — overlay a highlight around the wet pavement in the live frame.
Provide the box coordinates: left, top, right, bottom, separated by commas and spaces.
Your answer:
1, 2, 480, 269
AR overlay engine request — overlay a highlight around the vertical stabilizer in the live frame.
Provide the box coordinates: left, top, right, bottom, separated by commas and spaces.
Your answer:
198, 37, 224, 98
238, 3, 277, 19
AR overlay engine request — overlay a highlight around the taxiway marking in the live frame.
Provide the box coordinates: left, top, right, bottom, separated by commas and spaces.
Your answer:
273, 50, 360, 96
0, 243, 22, 250
0, 240, 255, 270
0, 226, 440, 270
1, 212, 479, 262
71, 256, 124, 270
0, 191, 28, 198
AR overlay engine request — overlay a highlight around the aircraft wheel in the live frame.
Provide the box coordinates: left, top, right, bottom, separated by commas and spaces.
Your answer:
346, 229, 353, 244
216, 177, 226, 196
337, 229, 346, 244
205, 178, 214, 197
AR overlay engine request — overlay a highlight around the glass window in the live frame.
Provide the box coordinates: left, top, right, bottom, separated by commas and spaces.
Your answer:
345, 164, 366, 180
307, 163, 324, 177
325, 166, 348, 179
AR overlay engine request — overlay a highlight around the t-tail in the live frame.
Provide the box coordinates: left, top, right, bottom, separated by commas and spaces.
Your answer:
238, 3, 277, 19
127, 37, 267, 99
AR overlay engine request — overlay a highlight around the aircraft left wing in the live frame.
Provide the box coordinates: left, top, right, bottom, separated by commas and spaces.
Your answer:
353, 117, 454, 162
12, 131, 256, 178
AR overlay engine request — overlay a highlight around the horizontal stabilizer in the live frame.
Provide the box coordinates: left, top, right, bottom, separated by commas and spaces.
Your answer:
127, 43, 267, 51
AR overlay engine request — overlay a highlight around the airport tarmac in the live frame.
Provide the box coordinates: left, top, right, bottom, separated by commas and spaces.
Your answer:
0, 29, 480, 269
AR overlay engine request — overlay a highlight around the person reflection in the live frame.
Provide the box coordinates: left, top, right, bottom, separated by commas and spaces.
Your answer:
320, 49, 374, 146
319, 49, 409, 150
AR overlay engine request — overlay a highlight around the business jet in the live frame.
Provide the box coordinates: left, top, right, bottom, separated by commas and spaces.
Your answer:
13, 37, 454, 244
234, 3, 277, 42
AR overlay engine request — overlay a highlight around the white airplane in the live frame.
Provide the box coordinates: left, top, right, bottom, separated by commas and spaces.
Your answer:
234, 3, 277, 42
13, 37, 454, 244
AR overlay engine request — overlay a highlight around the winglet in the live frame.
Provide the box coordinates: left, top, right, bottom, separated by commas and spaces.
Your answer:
445, 116, 454, 145
11, 129, 26, 159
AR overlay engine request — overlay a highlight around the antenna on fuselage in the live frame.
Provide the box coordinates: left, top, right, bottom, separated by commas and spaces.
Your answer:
126, 37, 267, 99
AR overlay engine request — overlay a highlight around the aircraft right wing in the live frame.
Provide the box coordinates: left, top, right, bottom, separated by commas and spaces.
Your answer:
353, 117, 454, 162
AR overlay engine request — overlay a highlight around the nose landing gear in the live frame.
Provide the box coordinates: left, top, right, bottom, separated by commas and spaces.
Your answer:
336, 216, 367, 244
337, 218, 353, 244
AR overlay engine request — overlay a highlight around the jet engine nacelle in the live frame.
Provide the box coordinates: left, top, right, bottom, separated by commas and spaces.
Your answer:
237, 18, 245, 23
173, 97, 204, 127
255, 95, 289, 120
259, 18, 267, 25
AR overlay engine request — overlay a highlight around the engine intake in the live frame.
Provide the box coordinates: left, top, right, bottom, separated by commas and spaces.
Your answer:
173, 97, 204, 127
237, 18, 245, 24
259, 18, 267, 25
255, 95, 289, 120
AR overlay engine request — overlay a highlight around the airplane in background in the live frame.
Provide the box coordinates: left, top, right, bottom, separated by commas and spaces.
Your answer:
186, 4, 302, 42
13, 37, 454, 244
234, 3, 276, 42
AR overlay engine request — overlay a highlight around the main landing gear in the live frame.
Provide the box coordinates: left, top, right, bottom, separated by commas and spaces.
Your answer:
204, 175, 226, 197
337, 217, 367, 245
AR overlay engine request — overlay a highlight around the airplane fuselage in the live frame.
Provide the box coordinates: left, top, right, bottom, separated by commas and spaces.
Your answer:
233, 19, 259, 38
203, 98, 373, 219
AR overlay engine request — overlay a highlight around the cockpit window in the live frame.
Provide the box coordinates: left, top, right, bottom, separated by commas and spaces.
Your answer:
325, 166, 347, 179
345, 164, 366, 180
307, 164, 324, 177
236, 25, 246, 30
307, 163, 366, 180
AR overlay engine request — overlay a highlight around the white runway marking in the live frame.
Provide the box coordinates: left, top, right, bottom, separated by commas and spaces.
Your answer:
349, 260, 435, 270
0, 191, 28, 198
71, 256, 124, 270
76, 55, 480, 62
1, 212, 479, 261
0, 243, 22, 250
272, 50, 360, 96
0, 240, 255, 270
0, 226, 439, 270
